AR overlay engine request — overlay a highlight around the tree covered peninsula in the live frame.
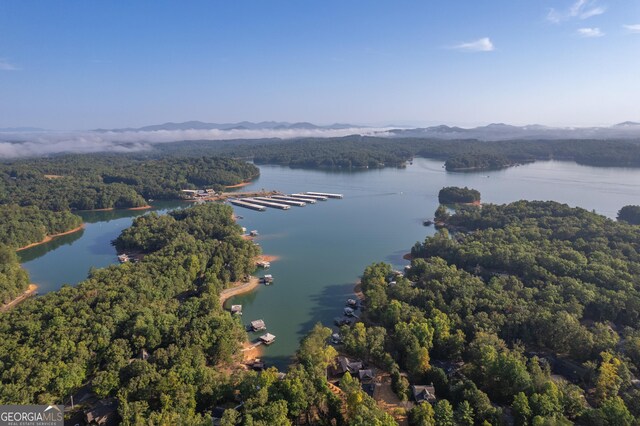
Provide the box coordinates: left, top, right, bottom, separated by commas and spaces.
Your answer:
348, 201, 640, 425
0, 154, 259, 211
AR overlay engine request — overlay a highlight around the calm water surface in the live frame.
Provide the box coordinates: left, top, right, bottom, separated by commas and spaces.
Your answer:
19, 159, 640, 368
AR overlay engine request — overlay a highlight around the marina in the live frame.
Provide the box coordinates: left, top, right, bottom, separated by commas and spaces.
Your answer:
253, 196, 306, 207
228, 199, 267, 211
272, 195, 316, 204
291, 193, 327, 200
228, 191, 343, 212
240, 198, 290, 210
305, 191, 344, 199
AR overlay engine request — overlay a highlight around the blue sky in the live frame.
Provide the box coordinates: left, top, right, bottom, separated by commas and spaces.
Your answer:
0, 0, 639, 129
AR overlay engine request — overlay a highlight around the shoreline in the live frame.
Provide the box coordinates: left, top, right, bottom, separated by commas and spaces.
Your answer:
128, 205, 152, 211
257, 254, 281, 263
225, 181, 252, 189
219, 276, 261, 305
1, 284, 38, 312
16, 224, 85, 252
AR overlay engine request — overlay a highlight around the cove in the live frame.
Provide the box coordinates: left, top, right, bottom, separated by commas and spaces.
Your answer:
18, 158, 640, 369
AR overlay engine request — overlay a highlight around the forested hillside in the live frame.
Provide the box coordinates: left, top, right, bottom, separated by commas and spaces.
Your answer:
0, 204, 83, 249
350, 201, 640, 425
0, 155, 259, 211
156, 136, 640, 171
0, 204, 260, 422
0, 245, 30, 304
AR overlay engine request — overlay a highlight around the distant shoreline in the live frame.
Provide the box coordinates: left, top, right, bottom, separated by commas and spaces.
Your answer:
16, 224, 85, 252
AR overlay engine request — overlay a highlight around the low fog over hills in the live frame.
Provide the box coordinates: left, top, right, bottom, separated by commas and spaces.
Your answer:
1, 120, 639, 158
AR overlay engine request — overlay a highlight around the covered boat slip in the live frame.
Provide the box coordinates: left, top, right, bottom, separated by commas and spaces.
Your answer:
229, 192, 343, 211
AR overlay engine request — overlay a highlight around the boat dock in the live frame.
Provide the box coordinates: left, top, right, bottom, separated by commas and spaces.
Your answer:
229, 191, 342, 212
272, 195, 316, 204
229, 199, 267, 211
242, 198, 291, 210
291, 193, 327, 201
305, 191, 343, 199
253, 196, 306, 207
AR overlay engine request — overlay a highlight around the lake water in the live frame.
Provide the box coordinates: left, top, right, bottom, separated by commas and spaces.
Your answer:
18, 158, 640, 368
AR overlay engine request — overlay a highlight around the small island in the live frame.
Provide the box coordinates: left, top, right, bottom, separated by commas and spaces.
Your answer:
618, 205, 640, 225
438, 186, 481, 204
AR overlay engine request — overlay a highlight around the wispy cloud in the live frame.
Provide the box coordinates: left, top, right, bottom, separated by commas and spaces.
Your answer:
577, 27, 605, 37
623, 24, 640, 33
451, 37, 495, 52
0, 59, 19, 71
547, 0, 606, 23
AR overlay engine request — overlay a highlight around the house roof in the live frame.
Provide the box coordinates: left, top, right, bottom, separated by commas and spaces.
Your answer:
412, 385, 436, 403
260, 333, 276, 342
358, 369, 375, 382
251, 319, 265, 328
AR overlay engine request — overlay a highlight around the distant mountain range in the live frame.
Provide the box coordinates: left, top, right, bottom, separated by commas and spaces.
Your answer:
88, 120, 640, 140
385, 122, 640, 140
94, 121, 361, 132
0, 127, 47, 132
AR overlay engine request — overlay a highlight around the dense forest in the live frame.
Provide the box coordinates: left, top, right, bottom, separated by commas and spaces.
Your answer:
0, 245, 30, 304
438, 187, 481, 204
347, 200, 640, 425
155, 136, 640, 171
0, 204, 83, 248
0, 204, 260, 422
0, 155, 259, 211
618, 205, 640, 225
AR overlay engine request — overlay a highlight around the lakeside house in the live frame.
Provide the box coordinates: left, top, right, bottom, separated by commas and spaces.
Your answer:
85, 398, 119, 426
328, 355, 364, 378
359, 369, 376, 397
412, 384, 437, 404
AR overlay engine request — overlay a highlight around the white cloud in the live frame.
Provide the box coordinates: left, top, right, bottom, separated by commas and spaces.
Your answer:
451, 37, 495, 52
579, 6, 606, 19
547, 0, 606, 23
577, 27, 605, 37
0, 59, 19, 71
623, 24, 640, 33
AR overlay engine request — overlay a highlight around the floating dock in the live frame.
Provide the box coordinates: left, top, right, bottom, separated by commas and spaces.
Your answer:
305, 191, 343, 199
291, 193, 328, 201
253, 196, 306, 207
229, 199, 267, 211
273, 195, 316, 204
242, 198, 290, 210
